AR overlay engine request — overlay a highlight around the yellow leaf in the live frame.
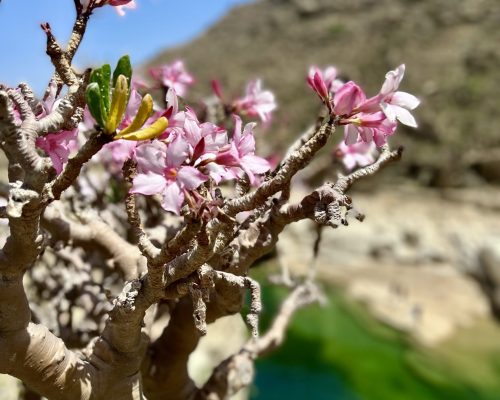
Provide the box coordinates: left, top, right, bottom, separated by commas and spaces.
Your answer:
115, 94, 154, 138
114, 117, 168, 141
105, 74, 128, 134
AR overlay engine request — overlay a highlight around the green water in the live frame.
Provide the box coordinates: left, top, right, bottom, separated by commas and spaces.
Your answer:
250, 275, 500, 400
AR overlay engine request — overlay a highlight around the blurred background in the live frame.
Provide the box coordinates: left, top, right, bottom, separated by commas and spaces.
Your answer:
2, 0, 500, 399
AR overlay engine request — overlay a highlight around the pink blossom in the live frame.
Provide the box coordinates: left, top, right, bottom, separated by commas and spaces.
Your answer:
162, 88, 185, 132
101, 140, 138, 175
131, 137, 208, 214
333, 81, 366, 116
233, 79, 277, 123
336, 140, 378, 171
308, 66, 343, 94
360, 64, 420, 127
216, 116, 270, 184
36, 130, 79, 174
342, 112, 397, 146
211, 79, 224, 100
129, 111, 269, 213
331, 83, 396, 146
149, 61, 194, 97
177, 108, 231, 183
307, 71, 330, 105
182, 108, 227, 154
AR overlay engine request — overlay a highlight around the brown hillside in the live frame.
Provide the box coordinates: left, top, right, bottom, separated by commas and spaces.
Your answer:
147, 0, 500, 187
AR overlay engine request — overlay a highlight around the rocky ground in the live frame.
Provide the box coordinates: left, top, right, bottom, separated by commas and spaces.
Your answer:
277, 185, 500, 346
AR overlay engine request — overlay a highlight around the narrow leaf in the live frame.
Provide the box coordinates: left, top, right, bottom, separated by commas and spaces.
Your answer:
113, 55, 132, 92
89, 64, 111, 118
85, 82, 106, 127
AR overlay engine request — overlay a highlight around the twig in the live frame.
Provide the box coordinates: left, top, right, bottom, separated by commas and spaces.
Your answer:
224, 121, 336, 216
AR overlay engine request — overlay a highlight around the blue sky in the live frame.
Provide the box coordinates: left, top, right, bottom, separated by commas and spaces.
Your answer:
0, 0, 252, 95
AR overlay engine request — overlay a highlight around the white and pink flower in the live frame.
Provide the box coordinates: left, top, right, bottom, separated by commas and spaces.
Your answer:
149, 61, 194, 97
336, 140, 378, 171
233, 80, 277, 123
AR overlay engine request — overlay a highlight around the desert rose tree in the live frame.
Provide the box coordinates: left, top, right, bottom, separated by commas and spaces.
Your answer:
0, 1, 419, 399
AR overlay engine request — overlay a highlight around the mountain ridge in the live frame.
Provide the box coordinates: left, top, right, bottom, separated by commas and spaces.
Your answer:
147, 0, 500, 187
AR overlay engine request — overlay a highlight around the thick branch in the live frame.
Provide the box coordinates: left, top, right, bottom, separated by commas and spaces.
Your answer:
0, 91, 48, 179
42, 204, 146, 280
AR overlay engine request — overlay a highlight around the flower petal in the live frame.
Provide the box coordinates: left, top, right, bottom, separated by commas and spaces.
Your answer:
391, 91, 420, 110
380, 102, 397, 122
161, 183, 184, 214
241, 154, 270, 174
380, 64, 405, 95
344, 124, 359, 145
394, 106, 418, 128
176, 166, 208, 190
135, 141, 167, 175
166, 135, 189, 168
131, 172, 167, 195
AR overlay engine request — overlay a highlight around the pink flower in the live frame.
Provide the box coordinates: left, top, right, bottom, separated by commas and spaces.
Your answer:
36, 130, 79, 174
333, 81, 366, 116
360, 64, 420, 128
101, 140, 138, 175
131, 137, 208, 214
307, 71, 330, 105
343, 112, 397, 146
161, 88, 185, 133
336, 140, 378, 171
182, 109, 228, 156
211, 79, 224, 100
233, 80, 277, 123
149, 61, 194, 97
308, 66, 343, 94
216, 116, 270, 184
330, 83, 397, 146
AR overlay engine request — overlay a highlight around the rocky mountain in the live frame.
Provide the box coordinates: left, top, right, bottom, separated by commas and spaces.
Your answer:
147, 0, 500, 187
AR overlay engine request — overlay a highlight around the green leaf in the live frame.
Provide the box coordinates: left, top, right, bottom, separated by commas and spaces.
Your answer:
90, 64, 111, 117
113, 55, 132, 97
85, 82, 106, 128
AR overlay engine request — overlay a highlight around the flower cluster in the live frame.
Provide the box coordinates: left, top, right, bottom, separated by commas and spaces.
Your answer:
309, 64, 420, 147
129, 89, 270, 214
